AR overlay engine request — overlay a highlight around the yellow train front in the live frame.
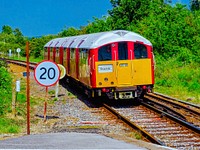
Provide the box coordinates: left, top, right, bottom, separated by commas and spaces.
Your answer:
44, 30, 155, 100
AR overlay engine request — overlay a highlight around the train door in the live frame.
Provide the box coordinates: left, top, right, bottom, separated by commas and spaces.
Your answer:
116, 42, 132, 86
132, 43, 152, 85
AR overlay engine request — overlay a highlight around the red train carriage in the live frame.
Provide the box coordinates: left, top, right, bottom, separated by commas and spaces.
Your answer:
44, 30, 155, 100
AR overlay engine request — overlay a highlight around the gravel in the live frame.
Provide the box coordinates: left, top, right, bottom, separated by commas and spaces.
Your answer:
4, 63, 172, 150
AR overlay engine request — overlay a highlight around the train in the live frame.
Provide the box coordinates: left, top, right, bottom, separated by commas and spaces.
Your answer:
44, 30, 155, 100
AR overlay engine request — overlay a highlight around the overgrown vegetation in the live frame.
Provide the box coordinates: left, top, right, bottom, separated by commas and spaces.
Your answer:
0, 59, 12, 116
0, 0, 199, 134
155, 55, 200, 102
0, 59, 22, 134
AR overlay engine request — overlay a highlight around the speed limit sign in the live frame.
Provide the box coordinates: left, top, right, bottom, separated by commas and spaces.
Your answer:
34, 60, 60, 87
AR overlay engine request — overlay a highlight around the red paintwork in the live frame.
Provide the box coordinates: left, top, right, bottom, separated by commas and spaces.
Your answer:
76, 48, 79, 79
67, 48, 70, 74
53, 47, 56, 62
112, 42, 118, 60
59, 47, 64, 64
89, 49, 97, 87
128, 42, 134, 60
150, 47, 155, 84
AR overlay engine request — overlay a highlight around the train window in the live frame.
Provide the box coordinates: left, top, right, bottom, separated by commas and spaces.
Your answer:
70, 48, 75, 59
118, 42, 128, 60
98, 45, 112, 61
79, 49, 89, 78
134, 43, 148, 59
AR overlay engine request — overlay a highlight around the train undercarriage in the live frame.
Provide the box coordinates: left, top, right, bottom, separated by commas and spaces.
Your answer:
61, 75, 153, 100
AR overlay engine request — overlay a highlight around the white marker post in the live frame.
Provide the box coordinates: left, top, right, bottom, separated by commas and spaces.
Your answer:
9, 49, 12, 57
12, 80, 20, 117
16, 48, 21, 59
34, 60, 60, 122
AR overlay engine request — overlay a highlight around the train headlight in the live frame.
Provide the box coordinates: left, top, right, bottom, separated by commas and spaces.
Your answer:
99, 82, 102, 85
104, 78, 108, 82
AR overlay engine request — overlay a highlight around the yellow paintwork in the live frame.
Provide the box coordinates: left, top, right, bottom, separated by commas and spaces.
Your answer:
95, 61, 117, 87
95, 59, 152, 87
116, 60, 132, 86
132, 59, 152, 85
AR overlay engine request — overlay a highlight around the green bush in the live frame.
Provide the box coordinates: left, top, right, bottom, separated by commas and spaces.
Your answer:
155, 56, 200, 102
0, 60, 12, 116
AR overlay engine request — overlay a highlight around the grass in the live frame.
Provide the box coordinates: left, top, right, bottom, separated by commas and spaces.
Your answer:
0, 63, 43, 135
0, 118, 21, 133
154, 56, 200, 104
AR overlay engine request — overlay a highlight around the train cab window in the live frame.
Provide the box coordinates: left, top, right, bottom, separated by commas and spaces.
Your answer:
134, 43, 148, 59
118, 42, 128, 60
98, 45, 112, 61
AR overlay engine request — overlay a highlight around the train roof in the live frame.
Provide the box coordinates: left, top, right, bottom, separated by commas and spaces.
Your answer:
44, 30, 152, 49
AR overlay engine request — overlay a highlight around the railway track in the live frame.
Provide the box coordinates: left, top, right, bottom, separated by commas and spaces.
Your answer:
103, 96, 200, 149
6, 59, 37, 69
145, 93, 200, 128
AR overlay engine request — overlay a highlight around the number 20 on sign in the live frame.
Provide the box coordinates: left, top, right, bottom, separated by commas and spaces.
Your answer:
34, 60, 60, 87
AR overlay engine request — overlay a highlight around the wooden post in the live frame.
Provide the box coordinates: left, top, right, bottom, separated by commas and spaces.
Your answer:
26, 42, 30, 135
12, 85, 16, 117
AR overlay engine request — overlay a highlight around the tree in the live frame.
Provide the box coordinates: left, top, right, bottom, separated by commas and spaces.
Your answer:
108, 0, 152, 29
82, 16, 113, 34
13, 28, 26, 46
190, 0, 200, 11
58, 27, 79, 37
1, 25, 12, 35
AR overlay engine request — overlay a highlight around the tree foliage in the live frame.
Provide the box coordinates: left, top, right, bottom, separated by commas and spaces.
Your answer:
0, 59, 12, 116
108, 0, 152, 29
0, 1, 199, 64
0, 26, 26, 56
190, 0, 200, 11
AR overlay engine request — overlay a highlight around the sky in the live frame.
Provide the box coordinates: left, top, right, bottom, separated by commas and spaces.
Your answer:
0, 0, 112, 37
0, 0, 190, 37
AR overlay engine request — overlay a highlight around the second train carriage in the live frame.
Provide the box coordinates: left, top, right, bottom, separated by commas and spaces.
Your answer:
44, 30, 155, 100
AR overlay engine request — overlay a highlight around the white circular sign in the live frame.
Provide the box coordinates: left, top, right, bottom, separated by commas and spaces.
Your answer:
16, 48, 21, 53
34, 61, 60, 87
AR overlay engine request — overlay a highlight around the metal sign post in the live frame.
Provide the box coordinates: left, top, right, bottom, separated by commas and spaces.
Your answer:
44, 87, 48, 122
34, 60, 60, 122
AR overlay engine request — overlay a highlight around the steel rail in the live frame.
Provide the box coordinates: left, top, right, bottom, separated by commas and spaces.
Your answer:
143, 97, 186, 120
141, 101, 200, 134
153, 92, 200, 109
146, 93, 200, 117
6, 59, 37, 69
103, 103, 165, 146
